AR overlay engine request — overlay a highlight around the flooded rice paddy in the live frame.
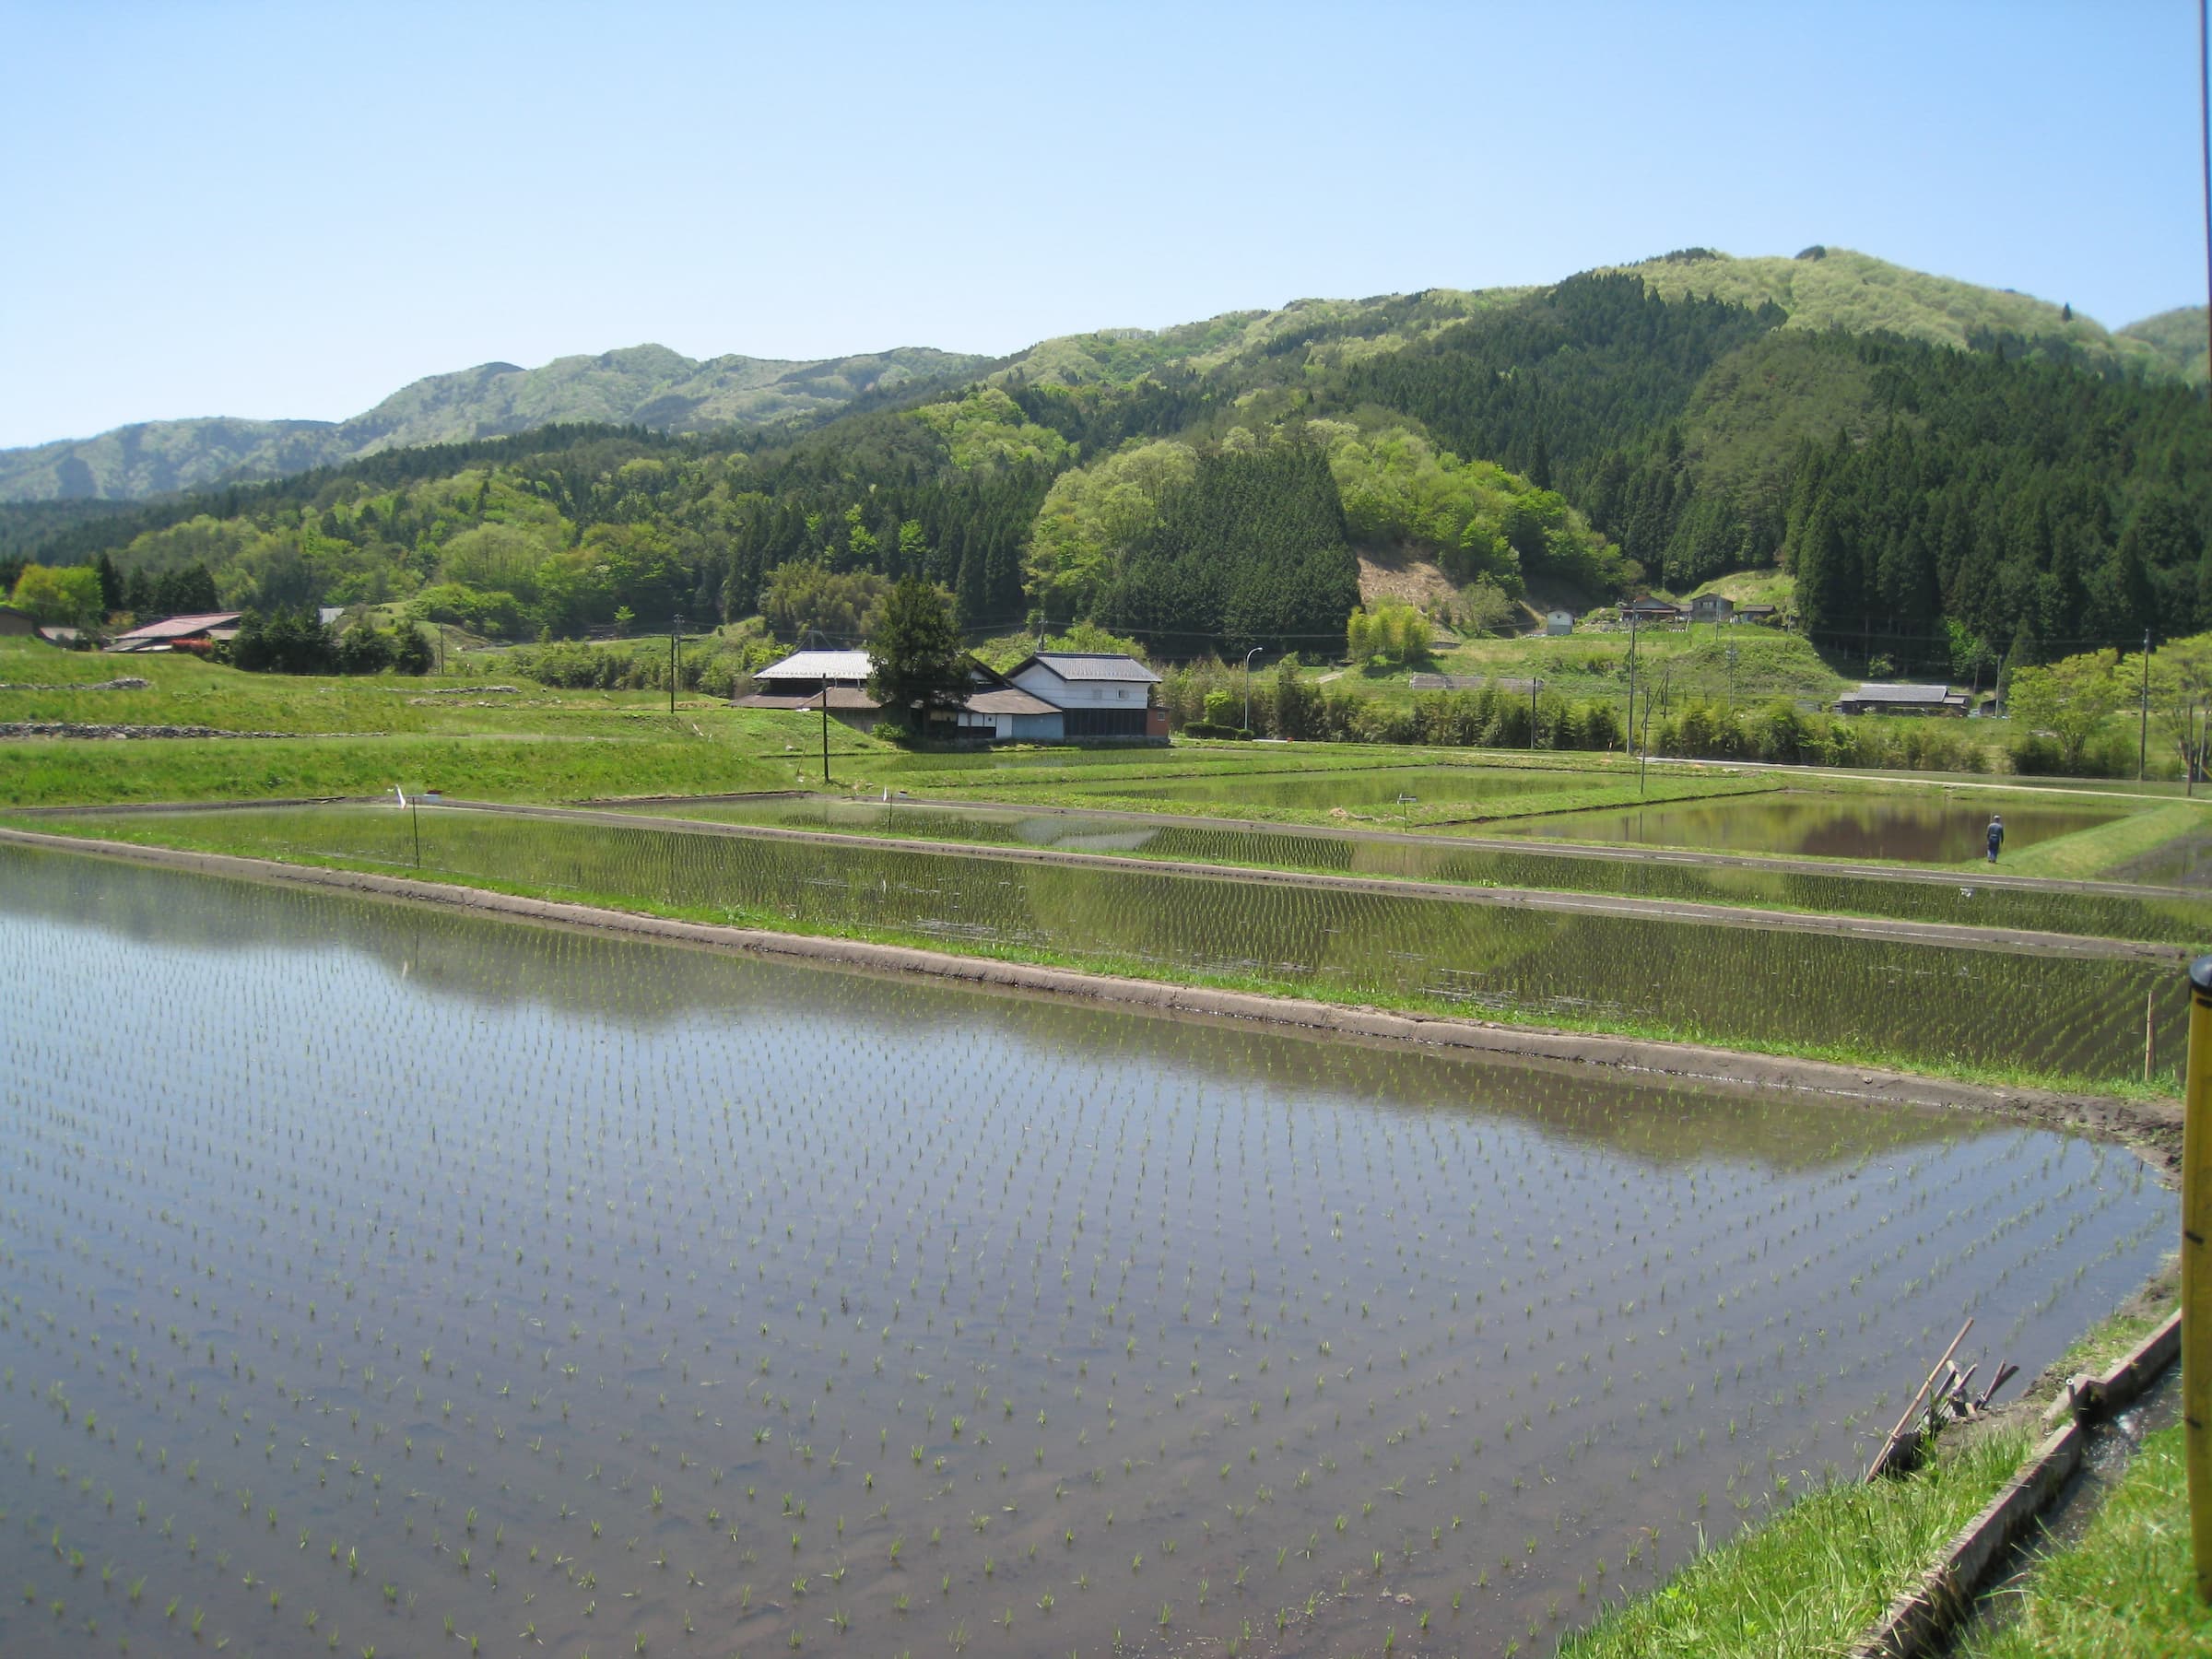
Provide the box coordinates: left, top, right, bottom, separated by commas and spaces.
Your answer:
0, 846, 2173, 1659
1054, 767, 1583, 812
1493, 792, 2124, 864
630, 794, 2212, 947
27, 804, 2190, 1084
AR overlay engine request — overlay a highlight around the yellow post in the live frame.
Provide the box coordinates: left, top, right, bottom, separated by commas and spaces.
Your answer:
2186, 957, 2212, 1601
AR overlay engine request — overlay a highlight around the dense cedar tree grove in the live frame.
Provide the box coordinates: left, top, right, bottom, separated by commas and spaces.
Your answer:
1096, 440, 1360, 652
7, 271, 2206, 662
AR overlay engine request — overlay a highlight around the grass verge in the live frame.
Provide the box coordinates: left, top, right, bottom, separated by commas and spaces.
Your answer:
1999, 803, 2207, 882
1958, 1423, 2210, 1657
1557, 1425, 2034, 1659
0, 733, 794, 806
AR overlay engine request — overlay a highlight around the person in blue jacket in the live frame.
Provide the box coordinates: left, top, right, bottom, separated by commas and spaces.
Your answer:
1985, 814, 2005, 864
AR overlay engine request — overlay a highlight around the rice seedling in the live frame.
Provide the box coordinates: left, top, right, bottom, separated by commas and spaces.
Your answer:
0, 842, 2174, 1658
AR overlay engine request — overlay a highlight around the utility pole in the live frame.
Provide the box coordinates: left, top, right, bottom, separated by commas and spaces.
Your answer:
821, 688, 831, 787
2142, 629, 2153, 782
1626, 612, 1639, 759
670, 614, 683, 717
1529, 676, 1540, 750
1243, 646, 1264, 735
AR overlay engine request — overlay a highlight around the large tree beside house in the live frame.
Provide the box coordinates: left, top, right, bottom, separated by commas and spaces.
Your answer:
866, 576, 968, 731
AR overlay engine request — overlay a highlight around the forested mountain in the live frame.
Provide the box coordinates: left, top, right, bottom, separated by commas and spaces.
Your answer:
0, 345, 986, 503
6, 249, 2207, 666
1612, 246, 2201, 381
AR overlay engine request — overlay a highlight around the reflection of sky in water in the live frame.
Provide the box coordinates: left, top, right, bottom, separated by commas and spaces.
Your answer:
619, 795, 2211, 944
1498, 793, 2124, 862
1073, 766, 1578, 809
0, 846, 2174, 1659
16, 811, 2190, 1078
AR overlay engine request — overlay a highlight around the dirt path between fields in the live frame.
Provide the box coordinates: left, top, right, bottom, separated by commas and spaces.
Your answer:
0, 826, 2183, 1178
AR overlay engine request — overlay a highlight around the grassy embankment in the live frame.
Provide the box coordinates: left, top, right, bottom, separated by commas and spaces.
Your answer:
0, 639, 889, 805
1316, 624, 1851, 712
1565, 1277, 2194, 1659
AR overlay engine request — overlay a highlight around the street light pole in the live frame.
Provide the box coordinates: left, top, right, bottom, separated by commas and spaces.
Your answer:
1242, 646, 1264, 734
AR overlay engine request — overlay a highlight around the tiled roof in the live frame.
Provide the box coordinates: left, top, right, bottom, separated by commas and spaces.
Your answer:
755, 649, 873, 681
112, 611, 242, 642
1842, 683, 1955, 703
806, 686, 884, 711
1021, 652, 1161, 684
964, 688, 1060, 716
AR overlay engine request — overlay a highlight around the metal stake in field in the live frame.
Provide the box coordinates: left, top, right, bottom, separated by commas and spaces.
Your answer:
395, 785, 419, 868
2183, 955, 2212, 1600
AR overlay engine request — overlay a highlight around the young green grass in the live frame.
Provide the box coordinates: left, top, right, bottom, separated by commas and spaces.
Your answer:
1957, 1421, 2210, 1657
1558, 1425, 2033, 1659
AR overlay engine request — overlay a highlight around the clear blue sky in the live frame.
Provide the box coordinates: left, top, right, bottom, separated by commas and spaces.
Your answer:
1, 0, 2203, 449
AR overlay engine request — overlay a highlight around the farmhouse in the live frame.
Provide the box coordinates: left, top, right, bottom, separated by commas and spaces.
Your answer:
1834, 682, 1969, 716
1619, 596, 1683, 625
1545, 608, 1574, 636
739, 645, 1167, 743
106, 611, 243, 653
950, 660, 1066, 743
1006, 652, 1166, 740
1688, 594, 1733, 624
0, 605, 41, 638
744, 648, 872, 700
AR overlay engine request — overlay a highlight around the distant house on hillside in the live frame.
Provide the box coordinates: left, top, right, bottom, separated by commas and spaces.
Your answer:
1834, 682, 1968, 716
1006, 652, 1165, 740
1688, 594, 1733, 624
107, 611, 242, 653
1732, 604, 1779, 625
0, 605, 41, 638
1619, 596, 1683, 626
1545, 609, 1574, 636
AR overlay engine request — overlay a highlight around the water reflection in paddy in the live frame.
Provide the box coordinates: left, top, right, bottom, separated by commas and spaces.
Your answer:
1493, 791, 2124, 863
0, 846, 2171, 1658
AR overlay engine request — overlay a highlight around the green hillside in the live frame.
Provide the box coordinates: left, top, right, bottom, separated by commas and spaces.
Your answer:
0, 344, 986, 503
6, 250, 2206, 673
2118, 305, 2212, 382
1611, 244, 2198, 381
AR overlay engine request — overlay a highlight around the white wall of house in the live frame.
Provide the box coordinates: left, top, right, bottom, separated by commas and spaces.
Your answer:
1011, 667, 1148, 708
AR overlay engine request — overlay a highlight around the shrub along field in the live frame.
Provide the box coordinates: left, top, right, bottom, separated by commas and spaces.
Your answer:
0, 847, 2174, 1659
